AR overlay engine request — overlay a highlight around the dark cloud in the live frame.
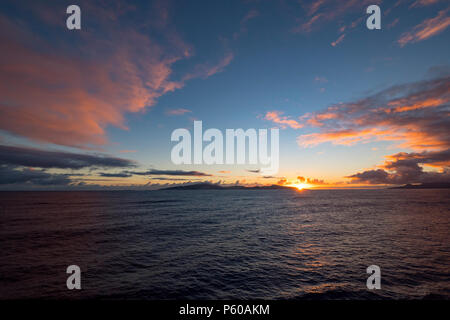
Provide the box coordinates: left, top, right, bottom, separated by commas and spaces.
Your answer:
99, 172, 133, 178
347, 149, 450, 184
130, 169, 212, 177
0, 145, 136, 169
0, 165, 72, 186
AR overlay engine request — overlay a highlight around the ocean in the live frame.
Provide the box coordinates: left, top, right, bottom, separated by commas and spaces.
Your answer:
0, 189, 449, 299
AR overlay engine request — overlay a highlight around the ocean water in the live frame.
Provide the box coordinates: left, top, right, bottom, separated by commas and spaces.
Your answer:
0, 189, 449, 300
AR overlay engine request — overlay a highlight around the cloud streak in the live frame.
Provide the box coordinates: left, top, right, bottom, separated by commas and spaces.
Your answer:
130, 169, 212, 177
297, 75, 450, 151
398, 9, 450, 46
0, 145, 136, 169
0, 6, 184, 147
293, 0, 376, 33
292, 73, 450, 185
166, 108, 192, 116
331, 33, 345, 47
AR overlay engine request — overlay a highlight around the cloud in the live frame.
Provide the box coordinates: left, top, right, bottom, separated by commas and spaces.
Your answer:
0, 165, 72, 186
305, 178, 327, 185
99, 172, 133, 178
0, 145, 136, 169
331, 33, 345, 47
149, 177, 198, 181
294, 73, 450, 185
264, 111, 303, 129
184, 52, 234, 80
346, 169, 390, 184
0, 8, 183, 147
119, 150, 137, 153
0, 1, 232, 148
410, 0, 444, 8
314, 76, 328, 83
387, 18, 400, 29
233, 9, 260, 39
242, 9, 260, 24
293, 0, 376, 33
347, 149, 450, 184
297, 75, 450, 151
166, 108, 192, 116
385, 149, 450, 168
296, 176, 328, 185
131, 169, 212, 176
398, 9, 450, 46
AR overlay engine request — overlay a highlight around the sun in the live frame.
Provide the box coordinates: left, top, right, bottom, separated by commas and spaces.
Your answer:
287, 183, 311, 190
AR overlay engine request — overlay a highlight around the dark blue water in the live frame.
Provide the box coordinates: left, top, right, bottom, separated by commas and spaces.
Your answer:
0, 189, 449, 299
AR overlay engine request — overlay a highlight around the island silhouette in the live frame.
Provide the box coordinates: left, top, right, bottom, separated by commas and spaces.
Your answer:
162, 182, 450, 190
161, 182, 297, 191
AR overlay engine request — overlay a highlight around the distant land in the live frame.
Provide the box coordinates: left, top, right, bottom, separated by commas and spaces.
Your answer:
391, 182, 450, 189
161, 183, 297, 191
161, 182, 450, 191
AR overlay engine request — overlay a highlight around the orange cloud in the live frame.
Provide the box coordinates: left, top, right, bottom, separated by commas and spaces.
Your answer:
387, 97, 448, 113
298, 75, 450, 151
331, 34, 345, 47
264, 111, 303, 129
233, 9, 260, 39
0, 3, 232, 149
398, 9, 450, 46
314, 76, 328, 83
277, 176, 328, 187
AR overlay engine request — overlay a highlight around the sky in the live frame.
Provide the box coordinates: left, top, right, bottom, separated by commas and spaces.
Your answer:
0, 0, 449, 190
